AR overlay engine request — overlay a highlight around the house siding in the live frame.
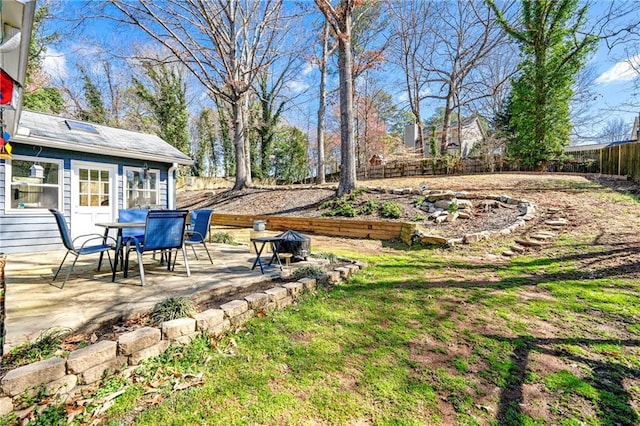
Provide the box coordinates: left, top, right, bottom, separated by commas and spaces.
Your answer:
1, 145, 172, 254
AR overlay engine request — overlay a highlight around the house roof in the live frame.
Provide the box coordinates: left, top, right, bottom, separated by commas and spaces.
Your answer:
12, 110, 193, 165
566, 139, 637, 152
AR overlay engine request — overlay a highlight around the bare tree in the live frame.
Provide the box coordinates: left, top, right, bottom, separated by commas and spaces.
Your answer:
599, 118, 632, 143
106, 0, 289, 190
424, 0, 507, 155
315, 0, 357, 196
315, 22, 332, 184
387, 0, 435, 155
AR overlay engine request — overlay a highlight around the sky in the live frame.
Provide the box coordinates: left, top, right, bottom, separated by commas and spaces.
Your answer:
40, 0, 640, 145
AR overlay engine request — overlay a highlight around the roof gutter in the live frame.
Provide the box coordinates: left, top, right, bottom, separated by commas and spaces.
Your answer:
11, 133, 193, 165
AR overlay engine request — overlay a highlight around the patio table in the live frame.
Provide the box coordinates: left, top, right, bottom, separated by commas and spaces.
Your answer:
250, 236, 284, 274
96, 222, 145, 282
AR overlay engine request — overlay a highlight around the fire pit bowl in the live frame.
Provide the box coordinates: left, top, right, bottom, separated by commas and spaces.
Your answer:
276, 230, 311, 261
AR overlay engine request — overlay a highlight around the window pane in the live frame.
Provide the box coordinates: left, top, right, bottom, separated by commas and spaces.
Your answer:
11, 185, 59, 209
79, 182, 89, 194
100, 170, 109, 180
80, 168, 88, 180
43, 164, 59, 184
90, 169, 98, 180
90, 182, 99, 194
79, 195, 88, 206
102, 182, 109, 195
90, 195, 99, 206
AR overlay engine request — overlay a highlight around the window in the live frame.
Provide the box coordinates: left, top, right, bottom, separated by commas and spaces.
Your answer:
8, 156, 62, 211
78, 167, 110, 207
124, 167, 159, 208
65, 120, 98, 134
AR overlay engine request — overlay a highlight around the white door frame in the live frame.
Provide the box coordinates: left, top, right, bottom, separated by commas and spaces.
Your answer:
70, 160, 118, 240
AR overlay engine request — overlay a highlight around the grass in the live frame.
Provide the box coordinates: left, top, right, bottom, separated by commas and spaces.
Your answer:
16, 175, 640, 425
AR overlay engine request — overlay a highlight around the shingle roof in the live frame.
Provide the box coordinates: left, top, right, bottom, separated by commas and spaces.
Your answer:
14, 110, 193, 165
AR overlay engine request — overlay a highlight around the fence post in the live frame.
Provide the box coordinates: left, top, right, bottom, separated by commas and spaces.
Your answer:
619, 145, 622, 176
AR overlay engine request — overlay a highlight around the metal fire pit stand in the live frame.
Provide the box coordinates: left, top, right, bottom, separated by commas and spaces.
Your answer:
250, 236, 284, 274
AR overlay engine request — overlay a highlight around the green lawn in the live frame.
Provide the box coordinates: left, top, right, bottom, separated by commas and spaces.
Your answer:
12, 176, 640, 425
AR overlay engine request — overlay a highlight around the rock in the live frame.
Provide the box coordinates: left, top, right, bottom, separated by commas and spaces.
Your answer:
456, 199, 473, 209
546, 219, 568, 226
458, 211, 471, 219
511, 245, 525, 253
434, 199, 453, 209
446, 212, 459, 222
502, 250, 515, 257
426, 190, 455, 202
435, 215, 448, 223
419, 235, 448, 245
515, 238, 544, 247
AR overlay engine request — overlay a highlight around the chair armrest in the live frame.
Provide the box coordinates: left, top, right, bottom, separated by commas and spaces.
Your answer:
75, 234, 117, 249
126, 236, 145, 253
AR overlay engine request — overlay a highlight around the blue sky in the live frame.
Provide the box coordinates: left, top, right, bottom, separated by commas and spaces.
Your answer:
40, 1, 640, 144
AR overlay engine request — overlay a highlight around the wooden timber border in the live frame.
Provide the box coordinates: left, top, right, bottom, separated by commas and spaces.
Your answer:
211, 213, 415, 241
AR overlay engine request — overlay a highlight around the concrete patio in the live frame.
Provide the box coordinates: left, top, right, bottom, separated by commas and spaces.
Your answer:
2, 240, 285, 352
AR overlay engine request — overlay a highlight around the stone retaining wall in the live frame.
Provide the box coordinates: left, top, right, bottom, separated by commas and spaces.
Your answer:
0, 261, 366, 419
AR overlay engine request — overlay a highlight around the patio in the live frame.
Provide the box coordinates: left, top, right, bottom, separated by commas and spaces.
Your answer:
2, 240, 285, 352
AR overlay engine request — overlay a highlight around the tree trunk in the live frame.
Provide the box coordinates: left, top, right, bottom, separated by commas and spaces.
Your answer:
232, 98, 248, 190
440, 86, 455, 154
242, 94, 253, 186
337, 14, 356, 196
316, 23, 329, 185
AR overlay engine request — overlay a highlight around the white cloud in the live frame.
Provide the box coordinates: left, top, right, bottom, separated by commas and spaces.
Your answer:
285, 80, 309, 94
302, 62, 315, 76
42, 48, 68, 79
596, 55, 640, 84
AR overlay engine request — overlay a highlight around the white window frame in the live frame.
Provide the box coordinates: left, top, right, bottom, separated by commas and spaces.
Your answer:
123, 166, 160, 209
4, 154, 64, 215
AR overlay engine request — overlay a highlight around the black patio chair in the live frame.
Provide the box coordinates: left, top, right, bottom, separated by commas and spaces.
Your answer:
185, 209, 213, 263
124, 210, 190, 286
49, 209, 116, 288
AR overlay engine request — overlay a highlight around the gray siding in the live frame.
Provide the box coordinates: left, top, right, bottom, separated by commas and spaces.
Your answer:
1, 146, 174, 254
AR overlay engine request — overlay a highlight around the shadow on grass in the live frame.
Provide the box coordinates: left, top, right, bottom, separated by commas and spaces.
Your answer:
487, 335, 640, 425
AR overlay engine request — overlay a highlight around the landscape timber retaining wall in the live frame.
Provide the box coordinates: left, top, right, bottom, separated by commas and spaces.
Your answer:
0, 262, 366, 421
211, 213, 410, 240
210, 188, 536, 246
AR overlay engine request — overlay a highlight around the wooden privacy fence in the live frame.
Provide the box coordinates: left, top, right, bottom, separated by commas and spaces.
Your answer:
211, 213, 412, 240
600, 142, 640, 179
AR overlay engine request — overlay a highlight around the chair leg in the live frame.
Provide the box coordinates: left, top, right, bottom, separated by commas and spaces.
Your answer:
190, 244, 199, 260
61, 253, 80, 288
182, 245, 191, 277
53, 250, 71, 281
137, 250, 146, 286
202, 242, 213, 264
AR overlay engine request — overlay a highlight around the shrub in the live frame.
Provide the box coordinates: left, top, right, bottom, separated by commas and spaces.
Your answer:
314, 252, 339, 264
358, 199, 379, 215
411, 214, 426, 222
291, 265, 326, 280
320, 196, 357, 217
210, 232, 233, 244
151, 297, 197, 324
380, 201, 402, 219
1, 327, 71, 370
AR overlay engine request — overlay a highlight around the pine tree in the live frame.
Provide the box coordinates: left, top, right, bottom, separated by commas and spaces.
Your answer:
488, 0, 598, 169
132, 62, 189, 156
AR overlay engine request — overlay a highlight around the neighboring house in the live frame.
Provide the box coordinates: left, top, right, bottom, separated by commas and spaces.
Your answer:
631, 114, 640, 142
404, 116, 485, 158
0, 111, 192, 254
